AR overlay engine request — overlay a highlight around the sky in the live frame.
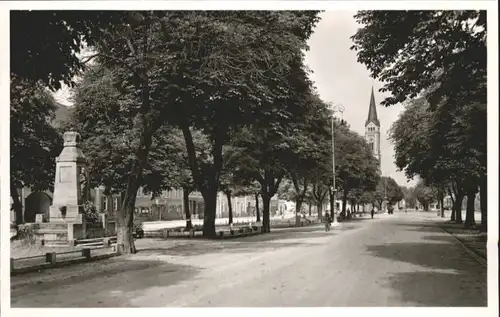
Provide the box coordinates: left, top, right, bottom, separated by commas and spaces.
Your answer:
53, 10, 417, 188
304, 11, 416, 187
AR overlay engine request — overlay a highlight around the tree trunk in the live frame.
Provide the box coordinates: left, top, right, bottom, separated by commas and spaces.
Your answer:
179, 122, 224, 238
440, 196, 445, 218
464, 190, 477, 229
295, 199, 303, 216
341, 192, 347, 214
255, 193, 260, 222
455, 192, 464, 224
117, 124, 156, 254
183, 188, 192, 230
317, 203, 323, 221
308, 204, 312, 216
423, 202, 429, 212
479, 173, 487, 232
262, 193, 272, 233
226, 191, 233, 225
117, 191, 138, 255
448, 188, 456, 222
201, 188, 217, 237
11, 182, 23, 225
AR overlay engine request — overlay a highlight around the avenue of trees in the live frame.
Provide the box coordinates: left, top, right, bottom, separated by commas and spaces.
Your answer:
12, 10, 402, 254
352, 10, 487, 231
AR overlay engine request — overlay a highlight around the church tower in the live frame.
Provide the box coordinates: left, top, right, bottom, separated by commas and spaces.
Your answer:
365, 87, 381, 171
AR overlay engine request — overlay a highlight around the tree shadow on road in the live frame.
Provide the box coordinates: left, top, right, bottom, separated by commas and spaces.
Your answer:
365, 240, 483, 272
136, 225, 349, 256
365, 237, 487, 307
11, 258, 199, 307
395, 222, 448, 234
139, 240, 322, 257
421, 235, 458, 243
382, 271, 487, 307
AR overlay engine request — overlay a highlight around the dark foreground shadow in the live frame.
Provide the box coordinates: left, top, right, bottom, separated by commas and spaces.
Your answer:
139, 229, 332, 256
384, 271, 487, 306
365, 238, 487, 307
141, 241, 320, 256
365, 240, 481, 271
394, 222, 445, 234
11, 258, 198, 307
138, 222, 366, 257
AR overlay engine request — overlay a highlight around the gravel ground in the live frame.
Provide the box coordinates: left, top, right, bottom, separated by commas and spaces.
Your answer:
11, 212, 486, 307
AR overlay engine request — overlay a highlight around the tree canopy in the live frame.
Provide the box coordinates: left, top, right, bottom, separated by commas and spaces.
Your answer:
351, 10, 486, 110
11, 11, 125, 90
10, 75, 63, 224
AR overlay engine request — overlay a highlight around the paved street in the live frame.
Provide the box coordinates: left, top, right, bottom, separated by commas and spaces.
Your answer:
11, 212, 486, 307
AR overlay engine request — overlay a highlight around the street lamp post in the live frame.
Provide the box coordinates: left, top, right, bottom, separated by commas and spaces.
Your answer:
383, 175, 389, 214
330, 103, 344, 225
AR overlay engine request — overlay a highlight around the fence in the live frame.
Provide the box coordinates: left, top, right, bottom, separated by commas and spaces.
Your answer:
11, 245, 117, 275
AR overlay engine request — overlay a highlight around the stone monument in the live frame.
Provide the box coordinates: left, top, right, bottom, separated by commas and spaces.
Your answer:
46, 131, 87, 242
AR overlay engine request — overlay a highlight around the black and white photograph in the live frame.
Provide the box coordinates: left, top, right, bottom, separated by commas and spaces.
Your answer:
0, 1, 497, 314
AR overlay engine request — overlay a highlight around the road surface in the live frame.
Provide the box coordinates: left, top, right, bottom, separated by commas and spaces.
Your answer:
11, 212, 486, 307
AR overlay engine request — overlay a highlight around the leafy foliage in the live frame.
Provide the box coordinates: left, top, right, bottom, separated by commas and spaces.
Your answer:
414, 180, 437, 211
66, 65, 184, 198
10, 76, 63, 191
368, 176, 404, 209
57, 11, 322, 246
10, 75, 63, 224
334, 122, 380, 211
11, 11, 125, 90
82, 201, 100, 223
351, 10, 486, 110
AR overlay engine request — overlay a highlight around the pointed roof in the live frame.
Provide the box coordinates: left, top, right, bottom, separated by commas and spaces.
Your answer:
365, 86, 380, 127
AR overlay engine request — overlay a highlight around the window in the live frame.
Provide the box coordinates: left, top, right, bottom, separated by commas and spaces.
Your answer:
103, 199, 108, 212
370, 143, 374, 151
113, 197, 118, 211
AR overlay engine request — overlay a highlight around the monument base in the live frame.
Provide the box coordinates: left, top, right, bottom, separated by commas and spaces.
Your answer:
37, 205, 87, 245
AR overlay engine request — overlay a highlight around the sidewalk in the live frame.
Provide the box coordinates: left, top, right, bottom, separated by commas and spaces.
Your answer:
143, 215, 295, 231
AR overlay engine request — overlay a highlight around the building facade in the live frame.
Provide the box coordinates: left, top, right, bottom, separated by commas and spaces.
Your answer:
11, 186, 282, 224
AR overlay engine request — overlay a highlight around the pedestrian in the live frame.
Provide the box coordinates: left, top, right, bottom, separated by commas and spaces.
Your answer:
324, 212, 331, 231
370, 207, 375, 219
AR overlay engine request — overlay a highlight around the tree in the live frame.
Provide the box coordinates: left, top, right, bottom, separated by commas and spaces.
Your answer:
66, 11, 320, 245
390, 96, 485, 227
370, 177, 403, 210
351, 10, 486, 110
353, 11, 487, 230
11, 11, 125, 91
334, 127, 380, 214
10, 75, 63, 224
402, 186, 417, 208
67, 63, 194, 252
414, 180, 436, 211
281, 94, 332, 221
176, 11, 321, 236
70, 11, 315, 248
309, 178, 330, 221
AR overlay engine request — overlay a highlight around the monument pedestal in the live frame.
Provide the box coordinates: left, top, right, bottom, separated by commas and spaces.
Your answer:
40, 131, 88, 246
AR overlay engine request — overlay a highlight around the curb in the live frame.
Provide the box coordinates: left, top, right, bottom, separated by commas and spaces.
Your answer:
435, 223, 487, 268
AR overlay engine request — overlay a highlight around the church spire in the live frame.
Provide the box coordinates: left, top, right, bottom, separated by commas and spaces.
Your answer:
365, 86, 380, 127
